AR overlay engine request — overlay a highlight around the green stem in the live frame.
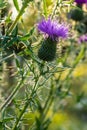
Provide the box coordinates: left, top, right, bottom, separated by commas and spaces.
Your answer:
57, 45, 85, 89
12, 101, 29, 130
0, 53, 14, 63
6, 12, 21, 35
12, 77, 39, 130
39, 79, 54, 123
43, 85, 53, 113
6, 0, 33, 35
42, 95, 54, 121
65, 45, 85, 80
0, 71, 27, 112
43, 0, 47, 17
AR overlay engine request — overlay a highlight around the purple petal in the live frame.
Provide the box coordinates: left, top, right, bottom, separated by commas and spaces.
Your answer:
38, 18, 68, 40
79, 34, 87, 43
75, 0, 87, 4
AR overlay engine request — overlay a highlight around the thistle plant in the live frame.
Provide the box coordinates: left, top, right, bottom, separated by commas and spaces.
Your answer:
0, 0, 87, 130
37, 18, 68, 61
79, 34, 87, 43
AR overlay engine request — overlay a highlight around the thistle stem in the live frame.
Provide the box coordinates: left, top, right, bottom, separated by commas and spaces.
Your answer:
6, 0, 33, 35
0, 71, 28, 112
39, 79, 54, 124
12, 78, 39, 130
12, 101, 29, 130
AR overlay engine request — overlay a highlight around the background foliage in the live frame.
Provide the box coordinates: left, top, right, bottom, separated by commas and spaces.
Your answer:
0, 0, 87, 130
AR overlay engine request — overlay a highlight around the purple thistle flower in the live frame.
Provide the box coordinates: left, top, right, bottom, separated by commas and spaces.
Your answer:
75, 0, 87, 4
38, 18, 68, 40
79, 34, 87, 43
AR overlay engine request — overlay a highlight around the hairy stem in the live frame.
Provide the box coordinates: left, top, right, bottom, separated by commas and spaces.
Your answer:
39, 79, 54, 124
12, 78, 39, 130
6, 0, 33, 35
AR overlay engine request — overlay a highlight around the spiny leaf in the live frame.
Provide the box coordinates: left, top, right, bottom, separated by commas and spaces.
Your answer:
19, 27, 35, 41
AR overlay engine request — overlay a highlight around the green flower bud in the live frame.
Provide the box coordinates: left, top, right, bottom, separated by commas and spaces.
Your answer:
38, 38, 57, 61
70, 8, 83, 21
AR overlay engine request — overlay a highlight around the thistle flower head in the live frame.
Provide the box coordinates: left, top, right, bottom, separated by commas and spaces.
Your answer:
38, 18, 68, 40
79, 34, 87, 43
75, 0, 87, 4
